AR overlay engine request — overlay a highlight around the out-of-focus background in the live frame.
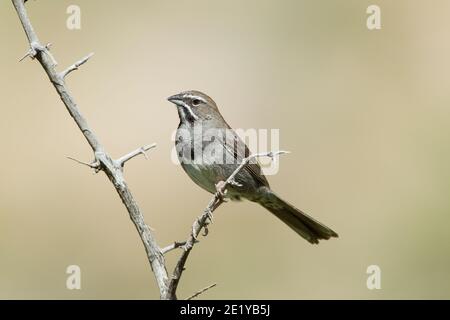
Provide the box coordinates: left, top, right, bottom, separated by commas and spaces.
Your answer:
1, 0, 449, 299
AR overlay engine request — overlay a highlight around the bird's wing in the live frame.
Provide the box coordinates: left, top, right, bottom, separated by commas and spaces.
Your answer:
219, 128, 270, 188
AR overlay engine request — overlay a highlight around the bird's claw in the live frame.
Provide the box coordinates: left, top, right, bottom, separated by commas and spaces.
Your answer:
203, 225, 209, 237
205, 208, 214, 224
228, 178, 243, 187
192, 224, 198, 240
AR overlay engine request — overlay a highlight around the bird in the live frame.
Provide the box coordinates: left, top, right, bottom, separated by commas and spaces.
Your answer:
168, 90, 338, 244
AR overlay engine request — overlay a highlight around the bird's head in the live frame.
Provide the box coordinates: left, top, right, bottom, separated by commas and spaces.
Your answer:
167, 90, 221, 124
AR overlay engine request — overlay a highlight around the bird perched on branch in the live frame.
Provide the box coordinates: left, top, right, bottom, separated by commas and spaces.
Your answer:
168, 90, 338, 244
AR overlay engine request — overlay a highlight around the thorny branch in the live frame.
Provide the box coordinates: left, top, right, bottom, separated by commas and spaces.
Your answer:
11, 0, 170, 299
12, 0, 288, 300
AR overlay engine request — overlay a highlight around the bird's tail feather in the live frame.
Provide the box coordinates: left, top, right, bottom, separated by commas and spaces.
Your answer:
258, 189, 338, 244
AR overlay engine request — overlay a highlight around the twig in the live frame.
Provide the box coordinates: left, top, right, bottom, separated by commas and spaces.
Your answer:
12, 0, 171, 299
116, 143, 156, 168
186, 283, 217, 300
161, 241, 187, 254
167, 150, 289, 297
60, 52, 94, 79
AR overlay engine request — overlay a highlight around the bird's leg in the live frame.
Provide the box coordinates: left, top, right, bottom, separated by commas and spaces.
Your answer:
215, 180, 228, 201
196, 181, 229, 227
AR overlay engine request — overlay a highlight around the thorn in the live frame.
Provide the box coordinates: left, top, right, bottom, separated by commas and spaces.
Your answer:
141, 149, 149, 160
135, 145, 151, 161
18, 47, 36, 62
66, 156, 100, 172
19, 52, 31, 62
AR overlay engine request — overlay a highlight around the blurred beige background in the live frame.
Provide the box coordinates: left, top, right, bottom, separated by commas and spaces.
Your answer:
1, 0, 449, 299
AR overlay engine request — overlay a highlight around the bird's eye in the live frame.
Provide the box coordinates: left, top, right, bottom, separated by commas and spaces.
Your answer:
192, 99, 201, 106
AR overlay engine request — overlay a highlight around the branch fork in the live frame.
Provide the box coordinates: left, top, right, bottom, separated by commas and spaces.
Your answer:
161, 241, 187, 254
67, 143, 156, 174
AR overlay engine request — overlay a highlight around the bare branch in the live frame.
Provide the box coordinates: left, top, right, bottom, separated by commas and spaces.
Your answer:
116, 143, 157, 168
186, 283, 217, 300
60, 52, 94, 79
167, 150, 290, 297
13, 0, 291, 301
43, 42, 57, 66
161, 241, 187, 255
12, 0, 171, 299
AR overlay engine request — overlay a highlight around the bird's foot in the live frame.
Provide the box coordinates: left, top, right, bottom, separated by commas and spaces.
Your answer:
228, 178, 243, 188
205, 207, 214, 224
214, 181, 228, 202
192, 224, 198, 240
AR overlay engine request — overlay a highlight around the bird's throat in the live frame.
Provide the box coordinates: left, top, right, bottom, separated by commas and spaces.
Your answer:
177, 104, 198, 124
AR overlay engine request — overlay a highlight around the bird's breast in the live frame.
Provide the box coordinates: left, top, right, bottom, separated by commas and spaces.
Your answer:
175, 126, 217, 194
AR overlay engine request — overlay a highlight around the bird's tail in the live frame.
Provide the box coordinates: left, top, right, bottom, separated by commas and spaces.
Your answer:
257, 189, 338, 244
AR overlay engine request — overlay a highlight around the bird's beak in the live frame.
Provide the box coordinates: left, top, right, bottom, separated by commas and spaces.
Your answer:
167, 93, 183, 106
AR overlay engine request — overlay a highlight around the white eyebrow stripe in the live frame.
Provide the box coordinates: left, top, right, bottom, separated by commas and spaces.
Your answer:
183, 94, 207, 103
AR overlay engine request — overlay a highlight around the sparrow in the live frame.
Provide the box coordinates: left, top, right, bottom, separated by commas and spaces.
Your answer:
168, 90, 338, 244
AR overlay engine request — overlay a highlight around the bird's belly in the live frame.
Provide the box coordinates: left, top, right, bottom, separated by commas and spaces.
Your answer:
175, 125, 255, 199
182, 162, 217, 194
